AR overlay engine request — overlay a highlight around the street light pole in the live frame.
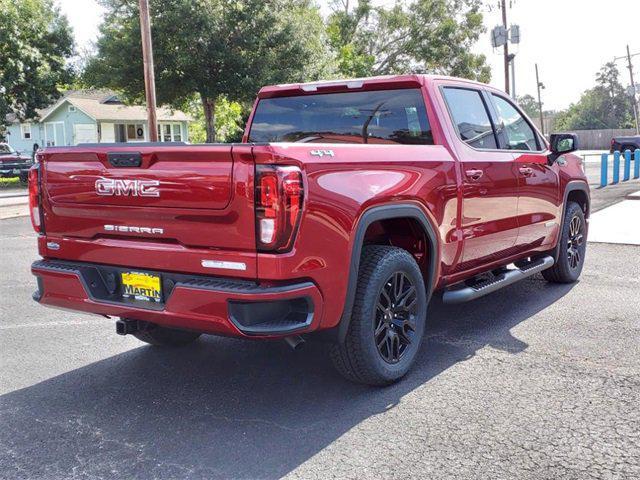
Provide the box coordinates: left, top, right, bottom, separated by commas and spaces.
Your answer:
625, 45, 639, 135
509, 54, 516, 99
535, 63, 545, 136
139, 0, 158, 141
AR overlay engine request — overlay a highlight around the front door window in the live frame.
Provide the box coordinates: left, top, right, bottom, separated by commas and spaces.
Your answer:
490, 94, 539, 151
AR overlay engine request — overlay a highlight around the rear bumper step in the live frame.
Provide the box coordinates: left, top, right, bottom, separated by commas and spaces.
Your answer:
442, 256, 555, 304
31, 259, 322, 337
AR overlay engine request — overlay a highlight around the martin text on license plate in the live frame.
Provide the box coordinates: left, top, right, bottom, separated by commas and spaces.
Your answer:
121, 271, 162, 302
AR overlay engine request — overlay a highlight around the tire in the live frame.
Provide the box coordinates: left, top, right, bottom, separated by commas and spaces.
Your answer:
542, 201, 587, 283
621, 145, 635, 154
330, 245, 428, 386
131, 321, 201, 346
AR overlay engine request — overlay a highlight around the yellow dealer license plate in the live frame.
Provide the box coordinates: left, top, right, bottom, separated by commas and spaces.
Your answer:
121, 271, 162, 302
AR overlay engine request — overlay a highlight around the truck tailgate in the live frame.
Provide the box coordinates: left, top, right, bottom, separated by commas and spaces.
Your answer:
39, 145, 257, 278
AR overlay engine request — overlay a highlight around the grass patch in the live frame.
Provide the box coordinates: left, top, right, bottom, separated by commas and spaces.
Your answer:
0, 177, 24, 189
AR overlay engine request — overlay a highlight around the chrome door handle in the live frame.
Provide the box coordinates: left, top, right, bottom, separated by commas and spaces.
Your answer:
519, 167, 533, 176
465, 169, 483, 180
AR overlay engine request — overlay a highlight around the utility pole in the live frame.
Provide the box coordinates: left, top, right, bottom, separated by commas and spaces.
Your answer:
535, 63, 545, 136
139, 0, 158, 141
625, 45, 639, 135
501, 0, 510, 95
491, 3, 518, 97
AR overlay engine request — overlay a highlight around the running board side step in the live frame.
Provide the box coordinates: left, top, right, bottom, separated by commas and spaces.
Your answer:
442, 256, 555, 304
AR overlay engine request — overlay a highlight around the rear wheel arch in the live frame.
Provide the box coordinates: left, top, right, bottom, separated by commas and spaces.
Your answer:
337, 204, 439, 343
362, 216, 430, 278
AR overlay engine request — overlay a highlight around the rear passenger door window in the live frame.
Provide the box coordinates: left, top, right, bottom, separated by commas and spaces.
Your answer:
442, 87, 497, 149
490, 94, 539, 151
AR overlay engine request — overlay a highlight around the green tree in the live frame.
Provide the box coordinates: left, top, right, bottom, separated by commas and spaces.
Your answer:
516, 94, 540, 120
0, 0, 74, 133
84, 0, 334, 142
555, 62, 634, 130
327, 0, 490, 81
187, 96, 245, 143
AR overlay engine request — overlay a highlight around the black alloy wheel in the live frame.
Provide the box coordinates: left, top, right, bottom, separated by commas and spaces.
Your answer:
374, 271, 418, 364
567, 214, 584, 270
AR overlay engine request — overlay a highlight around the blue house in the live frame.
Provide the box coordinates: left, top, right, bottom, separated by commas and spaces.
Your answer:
5, 90, 191, 153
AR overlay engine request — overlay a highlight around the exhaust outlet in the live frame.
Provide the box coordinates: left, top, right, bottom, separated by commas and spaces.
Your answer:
115, 319, 138, 336
284, 335, 305, 351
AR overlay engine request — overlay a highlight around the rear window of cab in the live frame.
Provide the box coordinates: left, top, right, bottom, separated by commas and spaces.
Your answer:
248, 88, 433, 145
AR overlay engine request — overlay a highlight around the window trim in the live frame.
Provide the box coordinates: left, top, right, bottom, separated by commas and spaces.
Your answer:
20, 123, 32, 140
439, 85, 500, 151
488, 92, 546, 153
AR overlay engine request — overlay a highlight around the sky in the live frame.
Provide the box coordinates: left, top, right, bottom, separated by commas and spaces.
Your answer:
56, 0, 639, 111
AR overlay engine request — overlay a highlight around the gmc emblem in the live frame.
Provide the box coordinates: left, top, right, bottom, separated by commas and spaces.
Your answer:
95, 179, 160, 197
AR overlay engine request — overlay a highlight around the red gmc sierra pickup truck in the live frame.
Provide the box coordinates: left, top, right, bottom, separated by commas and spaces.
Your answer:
29, 75, 589, 385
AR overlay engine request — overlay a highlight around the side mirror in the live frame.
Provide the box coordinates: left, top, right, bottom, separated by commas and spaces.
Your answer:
548, 133, 578, 164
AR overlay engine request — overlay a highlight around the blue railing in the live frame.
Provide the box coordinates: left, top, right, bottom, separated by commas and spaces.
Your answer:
600, 149, 640, 187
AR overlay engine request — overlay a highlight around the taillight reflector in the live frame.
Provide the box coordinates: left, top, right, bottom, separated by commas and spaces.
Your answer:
28, 166, 41, 233
255, 165, 303, 252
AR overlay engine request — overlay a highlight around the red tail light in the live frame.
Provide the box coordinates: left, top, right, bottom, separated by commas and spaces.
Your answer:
255, 165, 303, 252
28, 165, 42, 233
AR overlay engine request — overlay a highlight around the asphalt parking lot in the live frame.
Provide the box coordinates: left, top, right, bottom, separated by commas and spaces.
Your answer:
1, 214, 639, 479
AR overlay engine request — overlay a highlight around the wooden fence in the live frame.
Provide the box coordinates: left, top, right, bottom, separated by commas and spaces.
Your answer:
560, 129, 637, 150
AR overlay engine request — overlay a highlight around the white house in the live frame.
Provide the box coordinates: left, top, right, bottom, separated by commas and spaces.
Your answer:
5, 90, 191, 153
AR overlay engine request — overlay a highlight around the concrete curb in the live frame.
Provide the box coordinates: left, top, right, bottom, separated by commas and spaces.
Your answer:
0, 189, 28, 199
0, 194, 28, 200
0, 201, 28, 208
625, 191, 640, 200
